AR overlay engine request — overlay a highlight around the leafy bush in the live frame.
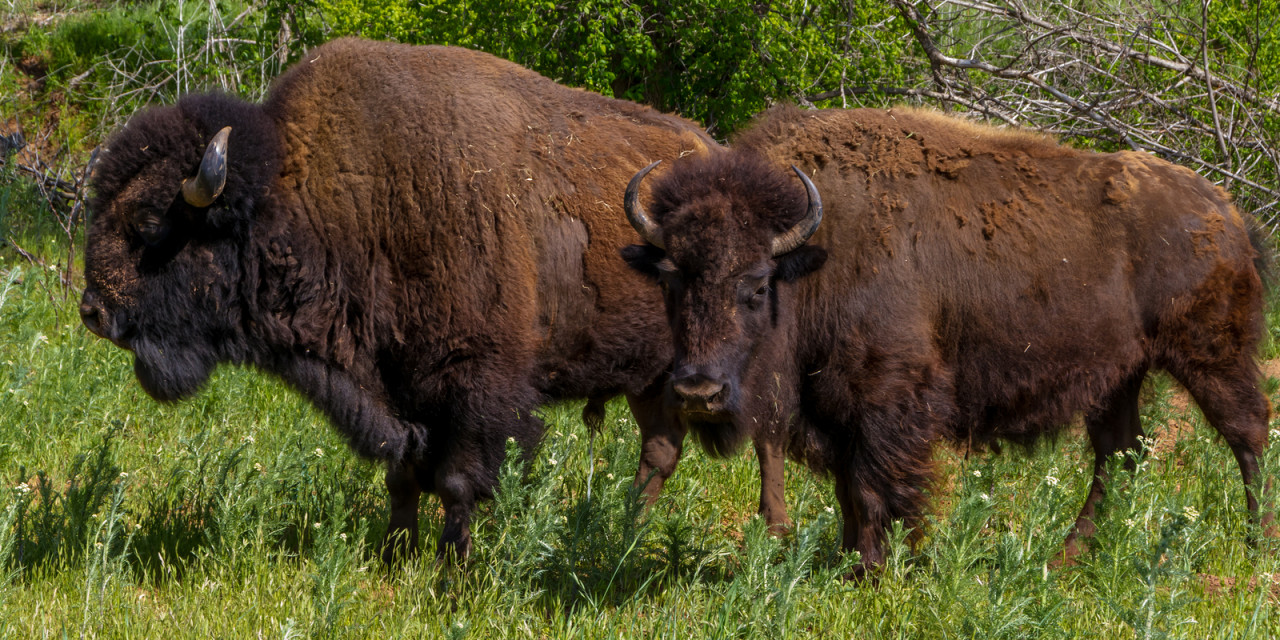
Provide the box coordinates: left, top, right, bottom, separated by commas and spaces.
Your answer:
278, 0, 914, 135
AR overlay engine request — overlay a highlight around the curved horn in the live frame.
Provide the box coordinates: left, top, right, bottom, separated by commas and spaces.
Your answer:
182, 126, 231, 208
771, 165, 823, 257
624, 160, 665, 250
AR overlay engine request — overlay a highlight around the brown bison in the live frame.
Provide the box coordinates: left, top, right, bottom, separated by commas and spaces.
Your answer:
79, 37, 796, 562
621, 105, 1271, 573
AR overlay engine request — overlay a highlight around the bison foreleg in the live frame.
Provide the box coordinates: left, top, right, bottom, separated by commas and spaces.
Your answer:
381, 458, 422, 565
755, 435, 791, 535
833, 468, 892, 578
834, 424, 937, 578
1060, 370, 1146, 565
435, 471, 476, 563
627, 383, 686, 506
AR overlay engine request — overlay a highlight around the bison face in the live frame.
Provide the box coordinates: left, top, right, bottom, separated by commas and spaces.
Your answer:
621, 154, 826, 456
82, 103, 270, 402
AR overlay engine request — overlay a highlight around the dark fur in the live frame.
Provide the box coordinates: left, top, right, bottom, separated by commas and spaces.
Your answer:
83, 38, 728, 560
626, 104, 1272, 573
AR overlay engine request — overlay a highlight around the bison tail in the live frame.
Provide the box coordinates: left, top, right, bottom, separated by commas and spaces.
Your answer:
1247, 218, 1276, 295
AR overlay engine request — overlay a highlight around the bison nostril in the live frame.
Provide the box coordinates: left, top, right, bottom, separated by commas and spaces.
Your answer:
80, 302, 104, 335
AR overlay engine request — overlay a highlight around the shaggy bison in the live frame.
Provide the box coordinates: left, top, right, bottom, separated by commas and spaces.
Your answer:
80, 37, 792, 562
621, 105, 1271, 573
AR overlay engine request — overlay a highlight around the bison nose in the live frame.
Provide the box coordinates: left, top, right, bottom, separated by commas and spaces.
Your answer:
672, 374, 728, 414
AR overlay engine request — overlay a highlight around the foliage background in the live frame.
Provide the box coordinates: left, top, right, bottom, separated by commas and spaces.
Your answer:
3, 1, 1280, 637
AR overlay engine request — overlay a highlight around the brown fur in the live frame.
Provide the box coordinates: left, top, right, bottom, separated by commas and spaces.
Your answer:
625, 104, 1271, 573
82, 38, 739, 561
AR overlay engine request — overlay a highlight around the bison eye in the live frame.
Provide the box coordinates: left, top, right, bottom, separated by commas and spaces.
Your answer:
657, 270, 679, 295
740, 281, 770, 310
133, 210, 170, 245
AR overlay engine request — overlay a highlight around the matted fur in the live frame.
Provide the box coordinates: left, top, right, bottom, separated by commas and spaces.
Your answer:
626, 104, 1271, 573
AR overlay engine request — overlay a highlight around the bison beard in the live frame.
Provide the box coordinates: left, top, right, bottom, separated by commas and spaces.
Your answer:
624, 105, 1273, 576
131, 340, 218, 403
80, 38, 753, 564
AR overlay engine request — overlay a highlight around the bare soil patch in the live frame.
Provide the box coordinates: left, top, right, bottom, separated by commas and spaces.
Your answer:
1199, 572, 1280, 603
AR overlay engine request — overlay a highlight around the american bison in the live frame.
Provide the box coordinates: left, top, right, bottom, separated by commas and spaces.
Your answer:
621, 105, 1271, 573
79, 37, 795, 562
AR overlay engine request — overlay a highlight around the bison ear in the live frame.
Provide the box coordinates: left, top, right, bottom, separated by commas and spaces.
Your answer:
621, 243, 665, 280
774, 245, 827, 282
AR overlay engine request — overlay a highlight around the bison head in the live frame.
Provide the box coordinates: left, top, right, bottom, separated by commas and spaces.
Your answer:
81, 94, 279, 402
621, 152, 826, 456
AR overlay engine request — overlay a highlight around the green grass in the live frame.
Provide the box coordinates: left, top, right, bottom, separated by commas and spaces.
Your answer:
2, 256, 1279, 638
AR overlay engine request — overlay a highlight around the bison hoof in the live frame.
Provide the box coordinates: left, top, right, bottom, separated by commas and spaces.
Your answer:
435, 535, 473, 565
765, 518, 793, 538
1048, 536, 1089, 570
380, 528, 419, 566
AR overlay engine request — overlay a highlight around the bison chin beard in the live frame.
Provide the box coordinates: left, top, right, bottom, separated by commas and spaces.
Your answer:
132, 340, 218, 402
685, 413, 752, 459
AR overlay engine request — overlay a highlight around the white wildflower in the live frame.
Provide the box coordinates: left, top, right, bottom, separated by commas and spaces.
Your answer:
972, 469, 982, 478
119, 472, 129, 479
548, 457, 558, 466
314, 447, 324, 458
339, 533, 347, 541
241, 435, 256, 444
254, 463, 265, 473
824, 506, 835, 514
606, 473, 615, 481
980, 493, 990, 502
313, 522, 322, 529
1045, 474, 1059, 487
1124, 518, 1136, 528
1183, 505, 1199, 522
15, 482, 31, 495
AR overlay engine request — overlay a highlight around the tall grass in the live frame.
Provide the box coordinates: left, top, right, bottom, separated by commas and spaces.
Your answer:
2, 256, 1279, 638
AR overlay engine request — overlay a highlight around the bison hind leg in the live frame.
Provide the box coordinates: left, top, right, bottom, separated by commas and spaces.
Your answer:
1166, 355, 1272, 539
1058, 369, 1147, 565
